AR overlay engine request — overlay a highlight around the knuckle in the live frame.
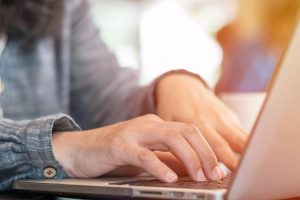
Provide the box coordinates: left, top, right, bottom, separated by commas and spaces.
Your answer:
186, 153, 198, 163
200, 143, 218, 163
214, 141, 231, 153
166, 130, 181, 139
138, 150, 156, 164
203, 151, 218, 166
184, 124, 200, 136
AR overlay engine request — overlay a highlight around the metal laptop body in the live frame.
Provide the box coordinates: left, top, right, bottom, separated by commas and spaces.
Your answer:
12, 15, 300, 200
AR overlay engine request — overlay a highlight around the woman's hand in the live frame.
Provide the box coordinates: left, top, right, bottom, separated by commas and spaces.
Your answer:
156, 73, 248, 170
52, 114, 226, 183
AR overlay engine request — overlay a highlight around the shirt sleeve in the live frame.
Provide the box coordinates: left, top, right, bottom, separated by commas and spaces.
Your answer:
69, 0, 210, 130
69, 0, 156, 129
0, 114, 80, 191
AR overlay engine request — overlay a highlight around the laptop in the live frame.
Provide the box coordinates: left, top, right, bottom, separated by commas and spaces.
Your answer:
12, 15, 300, 200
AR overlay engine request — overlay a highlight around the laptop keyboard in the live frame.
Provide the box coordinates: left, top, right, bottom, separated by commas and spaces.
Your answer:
110, 175, 232, 190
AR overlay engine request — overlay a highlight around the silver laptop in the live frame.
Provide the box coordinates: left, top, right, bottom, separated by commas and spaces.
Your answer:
13, 15, 300, 200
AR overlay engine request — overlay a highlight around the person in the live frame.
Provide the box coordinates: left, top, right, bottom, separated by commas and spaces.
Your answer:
0, 0, 247, 191
216, 0, 300, 93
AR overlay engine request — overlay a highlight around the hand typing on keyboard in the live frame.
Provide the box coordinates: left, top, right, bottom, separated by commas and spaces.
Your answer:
53, 115, 226, 184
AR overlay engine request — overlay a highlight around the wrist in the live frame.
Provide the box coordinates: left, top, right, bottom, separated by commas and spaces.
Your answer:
156, 73, 208, 105
52, 131, 85, 177
155, 72, 208, 104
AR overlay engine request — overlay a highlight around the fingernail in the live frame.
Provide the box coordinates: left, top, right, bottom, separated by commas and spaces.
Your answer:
212, 166, 222, 180
197, 169, 206, 182
220, 169, 227, 179
165, 172, 178, 183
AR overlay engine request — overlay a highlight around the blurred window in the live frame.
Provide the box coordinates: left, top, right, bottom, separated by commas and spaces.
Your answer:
89, 0, 238, 86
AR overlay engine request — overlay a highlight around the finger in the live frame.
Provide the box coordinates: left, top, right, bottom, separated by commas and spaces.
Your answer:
137, 128, 204, 182
197, 122, 238, 171
220, 168, 227, 179
124, 145, 178, 183
157, 131, 205, 182
215, 142, 238, 171
216, 118, 248, 154
155, 151, 188, 177
165, 122, 222, 181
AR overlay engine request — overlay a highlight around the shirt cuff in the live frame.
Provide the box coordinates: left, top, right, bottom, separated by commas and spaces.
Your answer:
25, 113, 81, 179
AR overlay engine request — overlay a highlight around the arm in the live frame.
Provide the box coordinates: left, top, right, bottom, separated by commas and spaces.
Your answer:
69, 0, 155, 129
68, 0, 247, 171
0, 114, 80, 191
52, 114, 225, 183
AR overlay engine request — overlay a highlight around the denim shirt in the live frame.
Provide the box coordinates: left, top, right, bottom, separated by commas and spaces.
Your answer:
0, 0, 156, 190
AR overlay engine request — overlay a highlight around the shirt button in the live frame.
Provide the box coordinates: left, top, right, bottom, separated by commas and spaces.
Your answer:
43, 167, 57, 178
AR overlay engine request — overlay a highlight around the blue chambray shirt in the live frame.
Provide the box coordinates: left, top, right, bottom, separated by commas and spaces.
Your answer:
0, 0, 156, 190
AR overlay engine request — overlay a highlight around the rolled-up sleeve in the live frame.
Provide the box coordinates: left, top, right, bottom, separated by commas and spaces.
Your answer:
0, 113, 80, 191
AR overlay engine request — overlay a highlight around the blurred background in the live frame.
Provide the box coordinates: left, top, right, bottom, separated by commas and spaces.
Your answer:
88, 0, 299, 90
